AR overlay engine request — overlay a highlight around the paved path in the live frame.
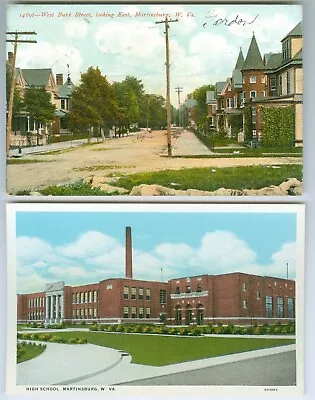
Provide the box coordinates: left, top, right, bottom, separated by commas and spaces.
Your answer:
17, 342, 122, 385
121, 351, 296, 386
17, 335, 295, 386
172, 130, 213, 156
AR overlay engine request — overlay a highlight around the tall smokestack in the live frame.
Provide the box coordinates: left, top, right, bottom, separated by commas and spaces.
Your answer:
125, 226, 132, 279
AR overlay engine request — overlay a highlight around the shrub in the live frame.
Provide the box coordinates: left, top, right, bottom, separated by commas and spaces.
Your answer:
89, 324, 99, 331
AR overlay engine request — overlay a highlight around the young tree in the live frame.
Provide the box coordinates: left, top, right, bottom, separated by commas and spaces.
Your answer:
23, 87, 56, 144
192, 84, 215, 131
113, 80, 139, 135
68, 67, 118, 137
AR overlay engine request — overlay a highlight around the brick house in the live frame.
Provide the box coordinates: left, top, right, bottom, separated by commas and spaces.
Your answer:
17, 227, 295, 326
252, 22, 303, 146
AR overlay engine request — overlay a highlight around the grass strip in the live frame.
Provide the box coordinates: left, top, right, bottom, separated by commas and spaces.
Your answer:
112, 164, 303, 192
7, 158, 53, 164
17, 342, 46, 364
43, 331, 295, 366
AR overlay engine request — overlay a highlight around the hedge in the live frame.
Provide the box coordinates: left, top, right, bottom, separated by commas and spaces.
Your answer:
262, 106, 295, 148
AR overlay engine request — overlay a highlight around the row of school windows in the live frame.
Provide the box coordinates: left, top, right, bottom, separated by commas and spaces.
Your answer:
28, 297, 45, 308
72, 290, 98, 304
175, 284, 202, 294
123, 306, 151, 319
242, 296, 295, 318
28, 311, 45, 320
72, 308, 98, 319
123, 287, 168, 303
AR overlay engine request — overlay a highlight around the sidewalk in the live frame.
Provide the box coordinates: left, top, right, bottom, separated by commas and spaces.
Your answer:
172, 130, 213, 156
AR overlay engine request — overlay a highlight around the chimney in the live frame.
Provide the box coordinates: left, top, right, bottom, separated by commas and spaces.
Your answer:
56, 73, 63, 86
125, 226, 133, 279
8, 52, 14, 66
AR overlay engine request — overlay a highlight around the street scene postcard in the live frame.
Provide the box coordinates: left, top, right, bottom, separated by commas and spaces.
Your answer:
5, 2, 303, 197
6, 203, 304, 395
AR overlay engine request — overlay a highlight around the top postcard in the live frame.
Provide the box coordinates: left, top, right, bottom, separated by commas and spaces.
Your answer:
5, 2, 303, 197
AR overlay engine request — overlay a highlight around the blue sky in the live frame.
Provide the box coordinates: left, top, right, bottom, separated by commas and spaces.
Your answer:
6, 3, 302, 105
16, 210, 297, 293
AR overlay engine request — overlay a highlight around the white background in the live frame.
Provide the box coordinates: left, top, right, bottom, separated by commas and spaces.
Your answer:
0, 0, 315, 399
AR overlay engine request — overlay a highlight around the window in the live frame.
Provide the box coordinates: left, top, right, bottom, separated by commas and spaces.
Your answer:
221, 99, 224, 109
266, 296, 273, 318
89, 291, 92, 303
282, 39, 290, 61
196, 283, 202, 292
131, 307, 137, 318
242, 77, 245, 84
250, 76, 256, 83
76, 293, 79, 304
138, 287, 144, 299
93, 290, 97, 303
123, 306, 129, 318
270, 76, 277, 95
243, 300, 248, 309
139, 307, 144, 318
93, 308, 97, 319
242, 283, 247, 292
160, 289, 167, 304
72, 294, 75, 304
287, 69, 294, 95
256, 291, 261, 300
80, 292, 84, 304
146, 307, 151, 319
76, 309, 80, 318
261, 76, 266, 84
277, 297, 284, 318
61, 99, 66, 109
186, 285, 191, 293
89, 308, 92, 318
146, 288, 151, 301
240, 92, 245, 107
262, 91, 266, 97
84, 292, 88, 303
250, 90, 256, 98
80, 309, 84, 319
288, 298, 295, 318
175, 286, 180, 294
131, 287, 137, 300
84, 308, 88, 317
124, 286, 129, 300
72, 310, 76, 318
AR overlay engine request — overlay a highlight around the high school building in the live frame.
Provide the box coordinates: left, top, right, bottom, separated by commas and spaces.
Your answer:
17, 227, 295, 326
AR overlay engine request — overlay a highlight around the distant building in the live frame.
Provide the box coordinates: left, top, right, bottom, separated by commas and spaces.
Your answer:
17, 227, 295, 326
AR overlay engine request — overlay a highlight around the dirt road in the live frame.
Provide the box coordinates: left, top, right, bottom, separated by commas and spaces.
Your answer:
7, 130, 302, 194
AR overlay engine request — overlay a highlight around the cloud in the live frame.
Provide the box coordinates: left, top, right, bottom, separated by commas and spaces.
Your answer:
16, 231, 296, 292
56, 231, 119, 258
64, 19, 89, 38
15, 41, 83, 84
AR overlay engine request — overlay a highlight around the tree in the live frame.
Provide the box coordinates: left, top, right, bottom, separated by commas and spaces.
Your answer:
139, 94, 166, 129
68, 67, 118, 137
23, 87, 56, 144
192, 84, 215, 131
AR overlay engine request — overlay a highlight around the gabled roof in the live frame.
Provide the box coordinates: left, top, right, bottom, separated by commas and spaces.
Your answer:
265, 53, 283, 70
242, 33, 264, 70
21, 68, 53, 87
215, 81, 225, 98
281, 21, 302, 42
232, 69, 243, 88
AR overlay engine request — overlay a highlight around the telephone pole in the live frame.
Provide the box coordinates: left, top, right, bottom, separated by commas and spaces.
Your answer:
156, 17, 178, 156
6, 31, 37, 156
175, 86, 183, 130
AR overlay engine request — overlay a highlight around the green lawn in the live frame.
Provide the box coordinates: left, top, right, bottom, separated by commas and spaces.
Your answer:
17, 342, 46, 364
7, 158, 53, 164
41, 331, 295, 366
112, 164, 303, 192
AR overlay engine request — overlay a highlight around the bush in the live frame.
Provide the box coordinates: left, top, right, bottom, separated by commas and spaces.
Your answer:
89, 324, 99, 331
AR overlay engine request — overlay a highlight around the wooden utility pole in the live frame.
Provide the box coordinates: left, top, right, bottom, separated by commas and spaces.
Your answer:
156, 17, 178, 156
6, 31, 37, 156
175, 86, 183, 130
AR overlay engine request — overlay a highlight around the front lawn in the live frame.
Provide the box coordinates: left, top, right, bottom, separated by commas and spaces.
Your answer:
112, 164, 303, 192
34, 331, 295, 366
17, 342, 46, 364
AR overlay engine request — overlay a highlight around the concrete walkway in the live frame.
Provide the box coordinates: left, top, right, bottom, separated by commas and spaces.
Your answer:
16, 334, 295, 386
172, 130, 213, 156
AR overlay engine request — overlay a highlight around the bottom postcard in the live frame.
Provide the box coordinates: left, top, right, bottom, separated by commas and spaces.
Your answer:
6, 203, 305, 396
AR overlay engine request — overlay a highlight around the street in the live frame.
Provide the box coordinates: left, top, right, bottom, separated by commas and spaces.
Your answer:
120, 351, 296, 386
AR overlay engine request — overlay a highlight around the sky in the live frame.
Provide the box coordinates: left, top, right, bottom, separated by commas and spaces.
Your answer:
15, 210, 298, 293
6, 3, 302, 105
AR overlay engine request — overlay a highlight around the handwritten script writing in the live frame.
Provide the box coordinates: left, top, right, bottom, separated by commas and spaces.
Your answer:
203, 11, 259, 28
